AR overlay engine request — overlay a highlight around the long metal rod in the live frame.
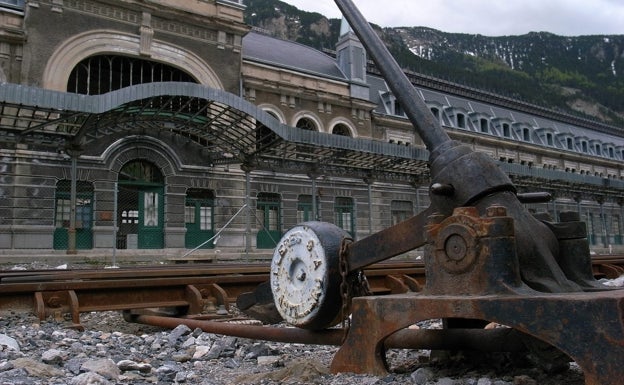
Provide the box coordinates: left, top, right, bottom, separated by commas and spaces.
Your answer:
334, 0, 450, 152
129, 314, 527, 352
68, 155, 78, 254
347, 206, 433, 271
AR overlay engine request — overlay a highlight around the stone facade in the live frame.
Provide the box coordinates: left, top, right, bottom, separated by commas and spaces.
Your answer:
0, 0, 622, 259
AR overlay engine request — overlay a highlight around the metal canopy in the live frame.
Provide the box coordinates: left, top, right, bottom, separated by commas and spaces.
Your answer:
0, 82, 429, 182
0, 82, 623, 196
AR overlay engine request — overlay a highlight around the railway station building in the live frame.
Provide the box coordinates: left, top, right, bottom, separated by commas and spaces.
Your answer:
0, 0, 623, 262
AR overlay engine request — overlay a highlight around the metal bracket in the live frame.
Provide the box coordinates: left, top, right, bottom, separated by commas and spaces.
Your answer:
330, 206, 624, 385
331, 291, 624, 385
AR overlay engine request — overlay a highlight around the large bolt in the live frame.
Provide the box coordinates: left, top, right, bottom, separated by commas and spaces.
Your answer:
486, 205, 507, 218
430, 183, 455, 196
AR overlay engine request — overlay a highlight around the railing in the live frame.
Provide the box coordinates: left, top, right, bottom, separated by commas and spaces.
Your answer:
501, 162, 624, 190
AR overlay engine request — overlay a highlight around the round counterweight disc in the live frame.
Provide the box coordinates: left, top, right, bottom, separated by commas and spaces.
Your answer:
270, 222, 348, 330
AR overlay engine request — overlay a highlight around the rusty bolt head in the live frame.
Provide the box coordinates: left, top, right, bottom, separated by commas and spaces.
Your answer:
47, 296, 62, 308
486, 205, 507, 218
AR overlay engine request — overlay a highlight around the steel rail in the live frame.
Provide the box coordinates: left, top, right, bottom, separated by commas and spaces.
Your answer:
0, 261, 426, 326
0, 257, 621, 328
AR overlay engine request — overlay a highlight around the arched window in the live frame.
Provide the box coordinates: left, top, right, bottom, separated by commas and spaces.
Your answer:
67, 55, 196, 95
296, 117, 318, 131
119, 160, 164, 184
295, 117, 318, 159
332, 124, 352, 137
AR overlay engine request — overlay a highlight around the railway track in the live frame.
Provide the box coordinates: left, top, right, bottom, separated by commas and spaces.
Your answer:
0, 261, 425, 328
0, 256, 622, 328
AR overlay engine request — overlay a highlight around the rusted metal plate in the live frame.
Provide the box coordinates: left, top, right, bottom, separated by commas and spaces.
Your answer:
331, 291, 624, 385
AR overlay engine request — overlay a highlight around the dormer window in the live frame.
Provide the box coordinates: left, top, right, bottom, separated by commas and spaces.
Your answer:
480, 118, 489, 133
394, 100, 405, 117
457, 113, 466, 129
536, 127, 555, 147
523, 128, 531, 142
567, 138, 574, 150
588, 139, 602, 156
503, 123, 511, 138
512, 123, 532, 143
380, 92, 406, 118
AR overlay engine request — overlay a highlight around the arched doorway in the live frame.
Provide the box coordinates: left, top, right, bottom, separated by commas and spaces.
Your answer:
117, 160, 165, 249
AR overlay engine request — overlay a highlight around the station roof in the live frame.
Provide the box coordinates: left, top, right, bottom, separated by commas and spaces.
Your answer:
0, 82, 429, 182
0, 81, 622, 196
242, 32, 347, 81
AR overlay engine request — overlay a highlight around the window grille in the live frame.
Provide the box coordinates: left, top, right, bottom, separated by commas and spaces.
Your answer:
67, 55, 196, 95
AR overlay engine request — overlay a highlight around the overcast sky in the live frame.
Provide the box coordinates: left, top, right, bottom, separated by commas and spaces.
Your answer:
280, 0, 624, 36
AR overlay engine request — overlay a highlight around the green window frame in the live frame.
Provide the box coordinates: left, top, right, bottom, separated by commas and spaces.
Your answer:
335, 197, 354, 236
256, 192, 282, 249
297, 194, 319, 223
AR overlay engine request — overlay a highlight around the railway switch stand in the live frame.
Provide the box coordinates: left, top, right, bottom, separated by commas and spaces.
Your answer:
265, 1, 624, 384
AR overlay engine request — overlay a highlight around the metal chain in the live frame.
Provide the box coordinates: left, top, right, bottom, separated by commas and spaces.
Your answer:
339, 236, 353, 342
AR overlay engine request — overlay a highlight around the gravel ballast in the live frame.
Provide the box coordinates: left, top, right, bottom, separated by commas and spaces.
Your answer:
1, 264, 622, 385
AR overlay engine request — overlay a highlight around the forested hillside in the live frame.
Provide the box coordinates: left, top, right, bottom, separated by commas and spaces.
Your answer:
244, 0, 624, 125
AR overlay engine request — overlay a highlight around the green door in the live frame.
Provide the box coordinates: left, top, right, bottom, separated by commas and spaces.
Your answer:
256, 193, 281, 249
138, 186, 164, 248
185, 197, 215, 249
